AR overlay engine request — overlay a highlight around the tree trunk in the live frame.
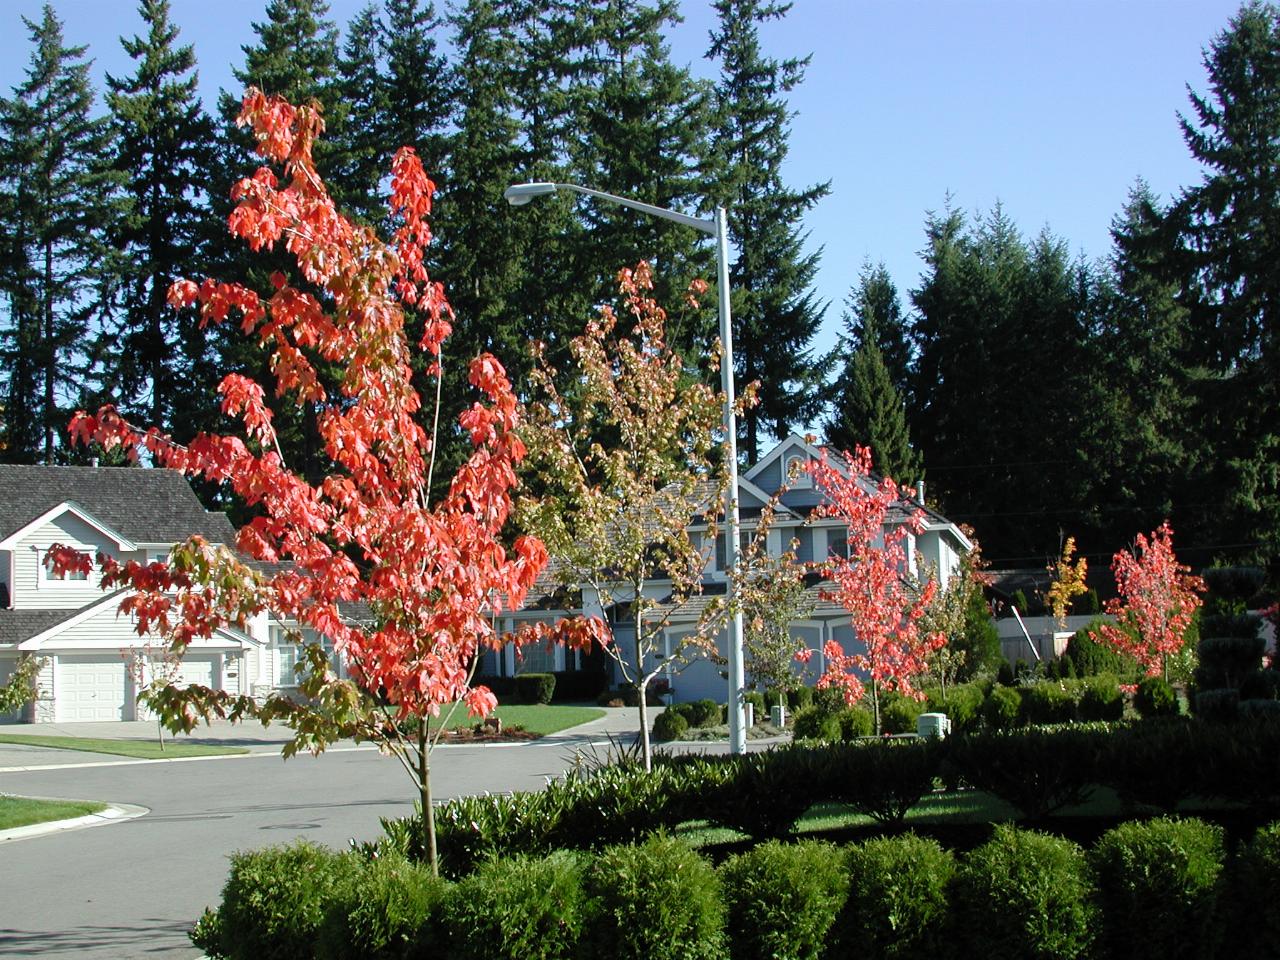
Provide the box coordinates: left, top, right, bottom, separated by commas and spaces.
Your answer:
871, 678, 881, 736
418, 718, 438, 876
635, 608, 652, 771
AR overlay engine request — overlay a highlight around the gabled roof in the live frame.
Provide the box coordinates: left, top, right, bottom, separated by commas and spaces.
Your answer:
0, 607, 82, 646
0, 465, 235, 547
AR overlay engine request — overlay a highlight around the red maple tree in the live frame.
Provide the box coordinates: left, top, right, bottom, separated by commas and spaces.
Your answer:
50, 90, 602, 872
1099, 522, 1204, 680
799, 446, 944, 734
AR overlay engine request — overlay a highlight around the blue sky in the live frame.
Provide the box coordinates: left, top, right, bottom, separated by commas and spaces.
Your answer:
0, 0, 1248, 357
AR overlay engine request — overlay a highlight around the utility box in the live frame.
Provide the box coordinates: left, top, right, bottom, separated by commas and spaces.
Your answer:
770, 703, 787, 728
744, 701, 754, 730
917, 712, 951, 739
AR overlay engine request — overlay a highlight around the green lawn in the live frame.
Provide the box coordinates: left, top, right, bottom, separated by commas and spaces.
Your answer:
440, 703, 605, 736
0, 734, 249, 760
0, 795, 107, 830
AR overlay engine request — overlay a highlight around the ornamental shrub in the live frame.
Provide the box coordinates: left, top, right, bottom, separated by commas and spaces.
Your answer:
719, 840, 849, 960
1232, 821, 1280, 958
317, 853, 444, 960
440, 851, 586, 960
832, 738, 942, 825
1100, 719, 1200, 812
983, 685, 1023, 729
208, 841, 362, 960
954, 825, 1095, 960
581, 834, 725, 960
687, 698, 721, 728
652, 708, 689, 742
1090, 817, 1224, 960
838, 706, 874, 739
1063, 620, 1140, 679
787, 685, 814, 710
1135, 676, 1178, 718
1020, 682, 1077, 725
1195, 635, 1264, 691
948, 727, 1099, 819
1193, 688, 1239, 722
792, 706, 841, 742
880, 693, 926, 734
1077, 674, 1124, 722
926, 682, 986, 733
813, 684, 848, 715
514, 672, 556, 705
831, 833, 954, 960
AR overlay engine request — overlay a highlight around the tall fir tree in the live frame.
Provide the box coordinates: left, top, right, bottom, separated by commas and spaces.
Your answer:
1170, 0, 1280, 563
707, 0, 829, 462
331, 4, 389, 222
0, 4, 122, 462
380, 0, 454, 186
825, 267, 921, 482
100, 0, 217, 440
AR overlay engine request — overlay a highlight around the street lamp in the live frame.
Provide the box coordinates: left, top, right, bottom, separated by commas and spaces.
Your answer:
505, 181, 748, 755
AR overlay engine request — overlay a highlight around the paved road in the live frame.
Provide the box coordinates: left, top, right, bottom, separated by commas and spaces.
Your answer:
0, 712, 645, 959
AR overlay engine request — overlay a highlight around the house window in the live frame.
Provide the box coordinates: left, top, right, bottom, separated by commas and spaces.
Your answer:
786, 455, 811, 487
278, 644, 300, 685
517, 641, 556, 674
42, 548, 88, 582
828, 536, 849, 559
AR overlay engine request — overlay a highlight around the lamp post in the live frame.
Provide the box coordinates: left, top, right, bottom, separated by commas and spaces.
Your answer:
505, 181, 748, 755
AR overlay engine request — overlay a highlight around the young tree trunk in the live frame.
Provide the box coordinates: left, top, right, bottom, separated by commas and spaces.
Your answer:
871, 678, 881, 736
418, 719, 438, 876
635, 607, 652, 771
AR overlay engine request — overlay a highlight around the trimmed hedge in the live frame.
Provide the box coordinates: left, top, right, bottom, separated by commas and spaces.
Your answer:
1090, 817, 1224, 960
831, 834, 953, 960
514, 672, 556, 705
316, 853, 442, 960
1135, 675, 1178, 718
954, 825, 1096, 960
581, 834, 725, 960
1233, 821, 1280, 958
652, 708, 689, 742
719, 840, 848, 960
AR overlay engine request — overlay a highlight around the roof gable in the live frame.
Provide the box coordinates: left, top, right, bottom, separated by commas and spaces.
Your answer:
0, 465, 235, 547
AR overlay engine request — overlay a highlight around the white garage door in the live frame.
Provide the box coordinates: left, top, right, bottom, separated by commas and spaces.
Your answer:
176, 656, 218, 689
57, 657, 128, 722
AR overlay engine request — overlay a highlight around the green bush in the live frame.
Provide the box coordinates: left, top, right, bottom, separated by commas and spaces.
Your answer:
948, 727, 1100, 819
1091, 817, 1224, 960
832, 738, 942, 825
204, 841, 362, 960
582, 834, 725, 960
812, 684, 848, 716
1201, 566, 1266, 607
954, 825, 1095, 960
1020, 682, 1078, 725
792, 706, 841, 742
317, 854, 443, 960
1240, 667, 1280, 702
1193, 687, 1239, 721
1063, 620, 1140, 679
1135, 675, 1178, 718
983, 684, 1023, 729
1195, 635, 1265, 691
514, 672, 556, 704
879, 693, 926, 733
1199, 611, 1262, 638
713, 749, 826, 839
441, 851, 585, 960
687, 698, 721, 728
652, 708, 689, 742
838, 706, 874, 739
719, 840, 849, 960
831, 833, 954, 960
787, 686, 814, 710
926, 682, 986, 732
1100, 719, 1200, 812
1077, 674, 1124, 721
1232, 821, 1280, 958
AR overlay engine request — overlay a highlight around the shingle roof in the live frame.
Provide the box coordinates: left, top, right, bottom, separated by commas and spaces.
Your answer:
0, 465, 235, 546
0, 605, 89, 645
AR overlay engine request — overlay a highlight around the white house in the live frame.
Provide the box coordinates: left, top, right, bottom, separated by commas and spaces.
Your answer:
480, 434, 974, 703
0, 465, 267, 722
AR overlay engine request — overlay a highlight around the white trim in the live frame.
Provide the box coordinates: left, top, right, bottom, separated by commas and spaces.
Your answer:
20, 591, 261, 652
0, 502, 138, 552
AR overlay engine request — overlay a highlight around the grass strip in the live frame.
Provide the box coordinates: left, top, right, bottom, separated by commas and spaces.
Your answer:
0, 734, 249, 760
0, 795, 108, 830
445, 704, 606, 736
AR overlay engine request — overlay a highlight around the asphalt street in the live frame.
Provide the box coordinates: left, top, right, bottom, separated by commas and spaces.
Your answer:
0, 711, 645, 959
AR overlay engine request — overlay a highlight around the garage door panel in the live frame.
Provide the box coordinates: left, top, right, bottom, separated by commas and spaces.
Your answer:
57, 657, 128, 722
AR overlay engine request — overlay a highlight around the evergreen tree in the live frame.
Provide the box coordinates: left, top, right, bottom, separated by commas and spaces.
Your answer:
380, 0, 454, 185
100, 0, 217, 439
332, 4, 388, 222
825, 264, 921, 482
0, 5, 122, 462
1170, 0, 1280, 562
707, 0, 829, 462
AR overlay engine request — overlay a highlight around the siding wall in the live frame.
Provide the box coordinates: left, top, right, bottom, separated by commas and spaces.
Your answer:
12, 513, 142, 610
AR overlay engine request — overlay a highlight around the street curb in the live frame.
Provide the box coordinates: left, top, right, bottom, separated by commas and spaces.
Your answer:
0, 800, 149, 843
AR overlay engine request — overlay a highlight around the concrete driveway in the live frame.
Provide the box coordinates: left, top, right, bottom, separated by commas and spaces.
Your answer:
0, 708, 646, 959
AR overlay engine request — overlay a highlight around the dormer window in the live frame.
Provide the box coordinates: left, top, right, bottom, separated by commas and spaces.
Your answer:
42, 547, 88, 582
786, 454, 811, 488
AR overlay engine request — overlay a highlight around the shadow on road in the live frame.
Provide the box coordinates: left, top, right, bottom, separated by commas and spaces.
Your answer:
0, 919, 193, 956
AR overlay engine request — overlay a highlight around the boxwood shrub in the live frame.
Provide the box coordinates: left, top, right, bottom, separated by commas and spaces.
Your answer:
718, 840, 848, 960
652, 708, 688, 742
1077, 674, 1124, 722
316, 853, 444, 960
983, 685, 1023, 729
953, 825, 1095, 960
792, 706, 841, 742
1231, 821, 1280, 958
514, 672, 556, 704
838, 706, 874, 740
1135, 676, 1178, 718
830, 833, 953, 960
581, 834, 725, 960
1020, 682, 1077, 725
1091, 817, 1224, 960
687, 698, 721, 728
880, 692, 926, 734
440, 851, 586, 960
198, 841, 362, 960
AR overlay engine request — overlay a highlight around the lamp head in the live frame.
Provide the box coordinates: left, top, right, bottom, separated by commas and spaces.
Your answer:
504, 182, 558, 206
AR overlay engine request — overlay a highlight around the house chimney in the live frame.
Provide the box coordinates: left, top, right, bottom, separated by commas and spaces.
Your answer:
916, 480, 925, 506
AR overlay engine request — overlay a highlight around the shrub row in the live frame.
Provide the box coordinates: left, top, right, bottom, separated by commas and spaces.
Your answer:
197, 818, 1280, 960
368, 718, 1280, 875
